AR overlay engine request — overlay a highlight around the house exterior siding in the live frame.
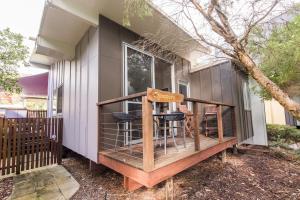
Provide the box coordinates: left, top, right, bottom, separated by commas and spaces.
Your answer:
48, 26, 99, 162
190, 61, 255, 142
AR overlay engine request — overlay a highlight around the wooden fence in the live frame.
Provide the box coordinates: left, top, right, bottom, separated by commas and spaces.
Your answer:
0, 117, 63, 175
27, 110, 47, 118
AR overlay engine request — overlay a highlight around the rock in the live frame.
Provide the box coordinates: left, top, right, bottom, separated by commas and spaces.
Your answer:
195, 191, 203, 198
181, 194, 188, 199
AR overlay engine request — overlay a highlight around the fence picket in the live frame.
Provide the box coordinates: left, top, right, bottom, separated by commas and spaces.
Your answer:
31, 118, 35, 169
1, 119, 7, 175
16, 119, 21, 174
25, 119, 30, 170
7, 120, 11, 174
40, 118, 45, 167
50, 118, 54, 164
35, 119, 40, 168
20, 119, 25, 171
57, 118, 63, 165
12, 120, 17, 173
0, 118, 3, 172
46, 118, 50, 166
53, 118, 57, 164
0, 117, 62, 176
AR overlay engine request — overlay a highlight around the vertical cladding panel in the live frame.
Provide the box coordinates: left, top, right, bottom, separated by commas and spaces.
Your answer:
87, 27, 99, 161
219, 63, 233, 136
236, 72, 248, 141
220, 63, 233, 105
63, 61, 71, 148
79, 32, 89, 155
230, 65, 242, 141
190, 61, 255, 142
47, 66, 53, 116
75, 44, 81, 152
69, 60, 77, 151
199, 68, 212, 101
190, 73, 201, 99
210, 67, 222, 102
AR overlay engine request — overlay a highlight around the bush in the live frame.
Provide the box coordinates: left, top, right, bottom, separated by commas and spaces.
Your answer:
267, 124, 300, 144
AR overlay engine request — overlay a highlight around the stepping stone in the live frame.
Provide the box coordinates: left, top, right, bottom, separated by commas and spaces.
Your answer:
9, 165, 79, 200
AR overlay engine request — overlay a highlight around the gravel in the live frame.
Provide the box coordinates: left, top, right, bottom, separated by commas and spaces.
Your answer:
0, 177, 13, 200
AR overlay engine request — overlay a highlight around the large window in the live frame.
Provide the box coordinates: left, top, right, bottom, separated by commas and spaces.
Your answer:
126, 46, 154, 95
52, 85, 63, 115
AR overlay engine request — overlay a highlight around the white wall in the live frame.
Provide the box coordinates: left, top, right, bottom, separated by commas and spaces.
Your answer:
48, 27, 99, 162
244, 81, 268, 146
264, 99, 286, 125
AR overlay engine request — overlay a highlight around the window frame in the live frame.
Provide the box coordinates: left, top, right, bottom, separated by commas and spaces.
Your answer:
242, 80, 251, 111
52, 84, 63, 116
178, 80, 191, 110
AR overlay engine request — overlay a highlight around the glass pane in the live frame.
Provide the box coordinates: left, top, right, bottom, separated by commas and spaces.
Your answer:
127, 47, 152, 95
57, 85, 63, 114
155, 58, 171, 91
243, 81, 251, 110
179, 84, 188, 97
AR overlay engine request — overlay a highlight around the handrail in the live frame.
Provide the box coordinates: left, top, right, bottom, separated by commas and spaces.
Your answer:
97, 91, 147, 106
185, 97, 235, 107
97, 90, 235, 108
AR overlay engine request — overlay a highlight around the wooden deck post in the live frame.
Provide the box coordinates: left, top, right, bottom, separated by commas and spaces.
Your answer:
193, 102, 200, 151
124, 176, 143, 191
217, 105, 223, 143
142, 96, 154, 172
221, 150, 227, 163
165, 177, 174, 200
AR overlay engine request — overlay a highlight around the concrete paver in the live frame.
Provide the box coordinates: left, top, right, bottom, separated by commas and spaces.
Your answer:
9, 165, 79, 200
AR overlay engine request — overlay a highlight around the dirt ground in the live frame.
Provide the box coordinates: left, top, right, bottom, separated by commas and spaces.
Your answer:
0, 177, 13, 200
62, 146, 300, 200
0, 146, 299, 200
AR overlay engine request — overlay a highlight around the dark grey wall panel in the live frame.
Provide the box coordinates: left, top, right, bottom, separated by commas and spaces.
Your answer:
99, 16, 139, 102
210, 67, 222, 102
190, 61, 254, 142
199, 69, 212, 101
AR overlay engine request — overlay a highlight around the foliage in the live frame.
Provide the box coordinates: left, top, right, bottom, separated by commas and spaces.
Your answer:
250, 15, 300, 99
267, 124, 300, 145
123, 0, 152, 27
0, 28, 28, 93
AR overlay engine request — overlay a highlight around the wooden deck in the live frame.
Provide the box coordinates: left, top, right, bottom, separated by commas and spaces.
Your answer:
98, 135, 237, 190
100, 134, 234, 170
97, 89, 238, 191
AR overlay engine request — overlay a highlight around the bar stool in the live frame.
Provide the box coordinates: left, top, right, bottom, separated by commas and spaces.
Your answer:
112, 112, 135, 153
155, 112, 186, 155
165, 112, 186, 150
203, 105, 218, 136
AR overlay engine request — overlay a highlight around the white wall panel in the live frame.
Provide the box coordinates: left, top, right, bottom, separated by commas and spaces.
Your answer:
48, 27, 99, 162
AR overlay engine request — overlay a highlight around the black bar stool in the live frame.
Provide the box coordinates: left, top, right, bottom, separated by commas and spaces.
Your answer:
112, 112, 135, 153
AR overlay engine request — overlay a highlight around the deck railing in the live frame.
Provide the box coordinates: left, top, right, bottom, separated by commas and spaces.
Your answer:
97, 88, 236, 172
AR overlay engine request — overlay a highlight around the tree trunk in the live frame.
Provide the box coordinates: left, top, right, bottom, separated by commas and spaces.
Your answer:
237, 50, 300, 120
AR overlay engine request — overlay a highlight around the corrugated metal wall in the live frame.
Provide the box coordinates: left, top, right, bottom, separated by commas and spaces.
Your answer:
48, 26, 99, 162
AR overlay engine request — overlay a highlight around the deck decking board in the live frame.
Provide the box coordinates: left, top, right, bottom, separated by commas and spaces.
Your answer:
99, 135, 237, 189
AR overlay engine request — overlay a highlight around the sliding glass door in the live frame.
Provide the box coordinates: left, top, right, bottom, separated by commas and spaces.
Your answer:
123, 44, 173, 144
124, 44, 154, 144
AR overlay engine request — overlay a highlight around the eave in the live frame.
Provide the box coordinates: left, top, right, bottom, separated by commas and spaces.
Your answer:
30, 0, 207, 66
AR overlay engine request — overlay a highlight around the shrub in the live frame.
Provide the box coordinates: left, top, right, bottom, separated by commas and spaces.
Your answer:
267, 124, 300, 144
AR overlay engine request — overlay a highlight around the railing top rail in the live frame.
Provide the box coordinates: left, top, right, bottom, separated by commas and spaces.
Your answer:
97, 91, 147, 106
97, 89, 234, 108
185, 97, 234, 107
